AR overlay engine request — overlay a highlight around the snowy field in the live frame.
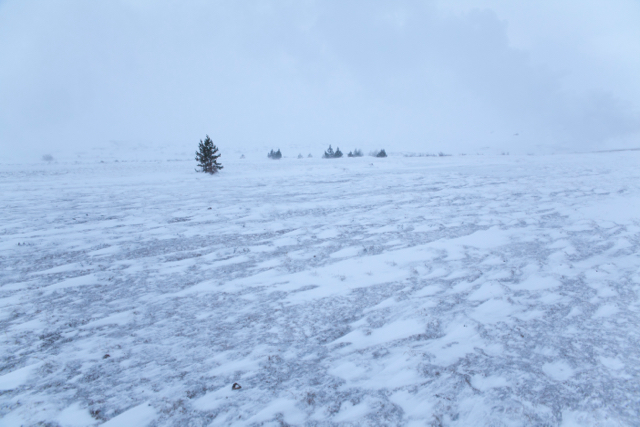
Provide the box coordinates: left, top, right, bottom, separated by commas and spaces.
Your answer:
1, 151, 640, 426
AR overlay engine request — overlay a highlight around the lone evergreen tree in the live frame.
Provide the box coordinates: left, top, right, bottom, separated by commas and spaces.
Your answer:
195, 135, 223, 174
376, 149, 387, 158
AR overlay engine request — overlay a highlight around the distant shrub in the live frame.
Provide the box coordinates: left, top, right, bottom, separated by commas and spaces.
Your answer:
323, 145, 343, 159
240, 154, 245, 159
323, 145, 334, 158
347, 149, 363, 157
195, 135, 223, 174
268, 149, 282, 159
297, 153, 303, 159
42, 154, 54, 162
370, 149, 387, 158
307, 154, 313, 158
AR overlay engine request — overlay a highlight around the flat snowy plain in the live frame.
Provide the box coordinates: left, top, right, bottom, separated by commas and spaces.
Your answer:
1, 151, 640, 426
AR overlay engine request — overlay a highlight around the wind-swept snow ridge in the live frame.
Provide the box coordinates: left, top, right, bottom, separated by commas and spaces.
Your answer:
1, 153, 640, 425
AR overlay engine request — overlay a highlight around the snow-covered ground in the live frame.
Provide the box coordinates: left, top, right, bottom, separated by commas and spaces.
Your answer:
1, 152, 640, 426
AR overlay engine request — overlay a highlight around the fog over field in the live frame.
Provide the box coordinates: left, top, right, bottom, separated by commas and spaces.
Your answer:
1, 0, 639, 161
1, 1, 640, 427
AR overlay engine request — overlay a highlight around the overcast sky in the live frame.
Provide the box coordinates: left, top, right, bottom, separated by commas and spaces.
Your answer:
1, 0, 639, 160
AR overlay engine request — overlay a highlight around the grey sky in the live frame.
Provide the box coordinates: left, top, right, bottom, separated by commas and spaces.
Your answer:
1, 0, 639, 160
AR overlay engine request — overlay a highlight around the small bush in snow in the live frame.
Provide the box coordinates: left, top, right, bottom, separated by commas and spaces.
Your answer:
323, 145, 343, 159
42, 154, 54, 162
268, 149, 282, 159
348, 149, 363, 157
297, 153, 303, 159
195, 135, 223, 174
371, 149, 387, 158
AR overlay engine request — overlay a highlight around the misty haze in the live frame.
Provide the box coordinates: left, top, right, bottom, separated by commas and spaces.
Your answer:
1, 1, 640, 426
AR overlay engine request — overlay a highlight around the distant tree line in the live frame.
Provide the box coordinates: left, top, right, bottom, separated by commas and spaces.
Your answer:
265, 145, 387, 159
195, 135, 391, 175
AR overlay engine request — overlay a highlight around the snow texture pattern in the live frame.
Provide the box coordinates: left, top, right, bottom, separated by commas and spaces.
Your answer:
1, 152, 640, 426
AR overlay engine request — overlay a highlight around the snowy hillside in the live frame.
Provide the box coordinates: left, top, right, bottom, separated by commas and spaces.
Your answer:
1, 152, 640, 426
